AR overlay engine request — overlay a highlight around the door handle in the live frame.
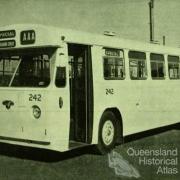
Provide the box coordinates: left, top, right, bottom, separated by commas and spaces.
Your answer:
2, 100, 14, 109
59, 97, 63, 108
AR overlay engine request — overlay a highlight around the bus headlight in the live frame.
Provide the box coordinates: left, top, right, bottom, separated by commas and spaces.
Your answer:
32, 105, 41, 119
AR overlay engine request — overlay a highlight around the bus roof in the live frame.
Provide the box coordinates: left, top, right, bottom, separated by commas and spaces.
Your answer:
0, 24, 180, 56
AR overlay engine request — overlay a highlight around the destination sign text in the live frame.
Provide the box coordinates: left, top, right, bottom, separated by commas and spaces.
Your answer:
0, 30, 16, 39
0, 40, 16, 48
20, 30, 35, 45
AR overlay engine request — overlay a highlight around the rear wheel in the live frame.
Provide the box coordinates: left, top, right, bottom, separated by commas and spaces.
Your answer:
97, 111, 118, 154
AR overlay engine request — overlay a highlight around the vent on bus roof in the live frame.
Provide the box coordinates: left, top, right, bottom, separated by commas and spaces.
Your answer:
103, 31, 116, 36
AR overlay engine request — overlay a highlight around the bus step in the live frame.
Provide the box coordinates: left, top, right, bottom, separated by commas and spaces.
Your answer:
69, 140, 88, 149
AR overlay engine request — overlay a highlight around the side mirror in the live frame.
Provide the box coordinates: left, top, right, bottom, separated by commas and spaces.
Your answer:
55, 66, 66, 87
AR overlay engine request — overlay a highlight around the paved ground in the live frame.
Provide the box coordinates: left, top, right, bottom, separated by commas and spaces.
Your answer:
0, 128, 179, 180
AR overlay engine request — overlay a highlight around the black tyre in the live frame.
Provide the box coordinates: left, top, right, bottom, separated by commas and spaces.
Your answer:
96, 111, 118, 154
175, 123, 180, 130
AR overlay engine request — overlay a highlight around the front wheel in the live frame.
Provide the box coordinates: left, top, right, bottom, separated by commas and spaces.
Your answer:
96, 111, 117, 154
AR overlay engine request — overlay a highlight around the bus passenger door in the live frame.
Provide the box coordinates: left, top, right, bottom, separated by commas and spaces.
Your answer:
68, 44, 93, 144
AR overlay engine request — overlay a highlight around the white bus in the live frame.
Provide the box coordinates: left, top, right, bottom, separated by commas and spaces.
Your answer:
0, 24, 179, 154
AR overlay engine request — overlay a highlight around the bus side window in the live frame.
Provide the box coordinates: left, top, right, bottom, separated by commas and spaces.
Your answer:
103, 48, 125, 80
150, 53, 165, 79
128, 51, 147, 80
168, 55, 180, 79
55, 66, 66, 87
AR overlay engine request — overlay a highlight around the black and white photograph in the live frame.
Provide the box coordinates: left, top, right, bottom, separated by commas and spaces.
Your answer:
0, 0, 179, 179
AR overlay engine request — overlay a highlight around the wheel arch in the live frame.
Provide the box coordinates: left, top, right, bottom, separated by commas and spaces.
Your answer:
101, 107, 123, 144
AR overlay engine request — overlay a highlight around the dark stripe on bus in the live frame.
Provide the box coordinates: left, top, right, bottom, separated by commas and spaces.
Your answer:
0, 136, 50, 145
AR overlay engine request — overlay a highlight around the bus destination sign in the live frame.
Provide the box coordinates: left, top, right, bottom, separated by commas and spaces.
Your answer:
20, 30, 35, 45
0, 40, 16, 48
0, 30, 16, 39
105, 48, 120, 57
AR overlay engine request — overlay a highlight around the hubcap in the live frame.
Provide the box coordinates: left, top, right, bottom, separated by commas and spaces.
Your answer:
102, 120, 115, 146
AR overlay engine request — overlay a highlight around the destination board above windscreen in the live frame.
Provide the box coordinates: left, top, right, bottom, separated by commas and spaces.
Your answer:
0, 29, 36, 48
0, 30, 16, 39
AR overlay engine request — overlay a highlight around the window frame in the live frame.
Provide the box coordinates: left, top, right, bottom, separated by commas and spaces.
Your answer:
150, 53, 165, 80
128, 50, 147, 80
167, 55, 180, 80
103, 48, 125, 80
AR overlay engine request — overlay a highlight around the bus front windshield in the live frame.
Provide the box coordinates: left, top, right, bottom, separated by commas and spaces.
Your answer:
0, 48, 55, 87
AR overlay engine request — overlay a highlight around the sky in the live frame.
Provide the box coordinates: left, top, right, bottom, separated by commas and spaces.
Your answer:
0, 0, 180, 47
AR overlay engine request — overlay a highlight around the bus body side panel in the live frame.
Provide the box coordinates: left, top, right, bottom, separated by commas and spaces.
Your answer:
44, 89, 70, 151
123, 50, 180, 135
91, 45, 180, 145
139, 79, 180, 129
91, 46, 143, 144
